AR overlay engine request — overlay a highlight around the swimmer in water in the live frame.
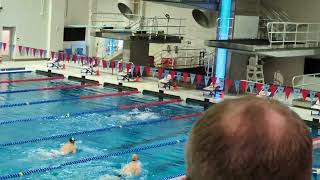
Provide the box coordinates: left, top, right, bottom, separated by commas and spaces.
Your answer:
120, 154, 141, 177
59, 137, 77, 155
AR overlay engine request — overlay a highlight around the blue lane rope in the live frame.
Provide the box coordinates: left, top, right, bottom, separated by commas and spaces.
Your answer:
0, 107, 118, 126
0, 88, 41, 94
0, 115, 196, 147
0, 138, 186, 179
0, 97, 80, 108
160, 173, 186, 180
0, 71, 32, 75
0, 67, 25, 71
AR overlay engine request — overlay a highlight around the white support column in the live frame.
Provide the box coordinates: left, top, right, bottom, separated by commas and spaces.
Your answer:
47, 0, 66, 56
86, 0, 97, 57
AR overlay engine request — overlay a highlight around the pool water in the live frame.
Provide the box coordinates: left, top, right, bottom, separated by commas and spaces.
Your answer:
1, 72, 319, 180
0, 72, 202, 179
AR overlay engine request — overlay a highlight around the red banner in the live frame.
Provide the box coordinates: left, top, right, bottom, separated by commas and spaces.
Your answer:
110, 60, 115, 74
183, 72, 189, 82
80, 56, 85, 65
226, 79, 233, 90
301, 89, 309, 101
126, 63, 131, 73
317, 92, 320, 102
3, 43, 7, 51
118, 63, 123, 72
39, 49, 44, 58
196, 74, 203, 84
73, 54, 78, 63
211, 77, 216, 87
256, 83, 263, 93
145, 66, 151, 76
157, 67, 163, 79
25, 47, 30, 56
240, 81, 247, 93
284, 87, 292, 99
51, 51, 55, 60
102, 60, 107, 69
18, 46, 23, 54
170, 70, 176, 79
33, 48, 37, 57
269, 84, 278, 96
134, 65, 140, 74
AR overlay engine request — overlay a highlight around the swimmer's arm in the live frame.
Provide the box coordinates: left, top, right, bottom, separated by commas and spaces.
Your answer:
72, 147, 77, 154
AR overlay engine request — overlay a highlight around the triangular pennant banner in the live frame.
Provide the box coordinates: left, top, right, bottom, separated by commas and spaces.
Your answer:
234, 80, 240, 93
73, 54, 78, 63
44, 50, 47, 58
204, 76, 210, 86
140, 66, 145, 77
126, 63, 131, 73
102, 60, 107, 69
158, 67, 163, 79
51, 51, 55, 60
18, 46, 23, 54
183, 72, 189, 82
196, 74, 203, 84
107, 61, 111, 69
317, 92, 320, 102
130, 64, 135, 75
301, 89, 309, 101
134, 65, 140, 75
190, 74, 196, 84
211, 77, 216, 87
151, 68, 157, 77
256, 83, 263, 93
269, 84, 278, 96
0, 42, 2, 50
277, 86, 284, 94
164, 70, 169, 78
240, 81, 247, 93
33, 48, 37, 57
248, 82, 255, 93
170, 70, 176, 79
310, 91, 316, 102
39, 49, 44, 58
3, 43, 7, 51
293, 88, 301, 98
176, 71, 182, 82
284, 87, 292, 99
25, 47, 30, 56
263, 84, 270, 92
226, 79, 233, 90
145, 66, 151, 76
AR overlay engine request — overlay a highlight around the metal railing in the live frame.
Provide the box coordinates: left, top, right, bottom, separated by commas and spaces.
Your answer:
292, 73, 320, 89
267, 22, 320, 48
216, 18, 234, 40
157, 48, 206, 69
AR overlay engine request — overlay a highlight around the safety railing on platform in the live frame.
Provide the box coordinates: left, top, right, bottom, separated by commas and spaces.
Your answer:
267, 22, 320, 48
292, 73, 320, 89
158, 48, 207, 69
135, 17, 186, 39
216, 18, 234, 40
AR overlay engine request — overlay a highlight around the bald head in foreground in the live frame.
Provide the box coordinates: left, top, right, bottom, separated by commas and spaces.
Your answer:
185, 96, 312, 180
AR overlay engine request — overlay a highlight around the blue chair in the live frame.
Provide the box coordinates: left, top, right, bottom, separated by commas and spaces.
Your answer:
76, 48, 84, 55
65, 48, 73, 55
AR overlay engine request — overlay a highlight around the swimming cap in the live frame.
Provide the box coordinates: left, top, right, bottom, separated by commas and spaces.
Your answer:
69, 137, 76, 143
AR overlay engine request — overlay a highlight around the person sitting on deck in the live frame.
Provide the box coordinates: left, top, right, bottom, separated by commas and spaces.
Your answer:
59, 137, 77, 155
184, 96, 312, 180
119, 154, 142, 177
47, 57, 63, 69
158, 74, 175, 89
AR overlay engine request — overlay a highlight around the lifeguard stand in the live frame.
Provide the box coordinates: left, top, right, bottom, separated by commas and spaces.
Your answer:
246, 55, 265, 83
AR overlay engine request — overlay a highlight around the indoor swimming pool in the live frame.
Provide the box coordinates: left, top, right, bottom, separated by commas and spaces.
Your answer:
1, 71, 320, 180
0, 71, 202, 179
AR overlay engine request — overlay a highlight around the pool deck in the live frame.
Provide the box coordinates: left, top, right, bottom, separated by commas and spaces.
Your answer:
0, 60, 317, 122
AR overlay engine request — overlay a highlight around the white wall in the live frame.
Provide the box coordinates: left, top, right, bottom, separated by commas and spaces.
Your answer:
262, 0, 320, 22
47, 0, 66, 52
0, 0, 49, 59
65, 0, 89, 26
